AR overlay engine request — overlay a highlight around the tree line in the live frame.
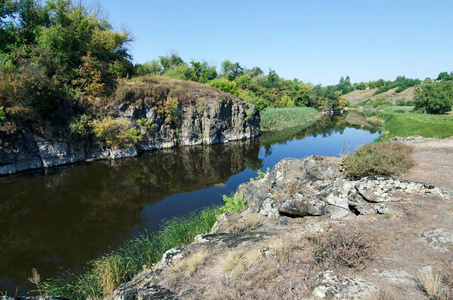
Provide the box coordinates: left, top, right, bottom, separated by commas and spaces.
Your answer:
134, 54, 349, 112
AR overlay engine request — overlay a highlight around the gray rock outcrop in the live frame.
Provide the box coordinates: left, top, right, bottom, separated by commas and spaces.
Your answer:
420, 229, 453, 252
0, 93, 259, 175
312, 270, 379, 299
235, 156, 451, 220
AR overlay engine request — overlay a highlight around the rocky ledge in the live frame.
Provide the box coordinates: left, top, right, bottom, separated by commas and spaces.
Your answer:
111, 155, 453, 299
0, 92, 259, 176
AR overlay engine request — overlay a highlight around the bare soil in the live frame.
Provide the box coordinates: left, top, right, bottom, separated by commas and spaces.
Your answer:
398, 137, 453, 191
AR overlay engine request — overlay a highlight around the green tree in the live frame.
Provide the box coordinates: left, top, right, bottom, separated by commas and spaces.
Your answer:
0, 0, 19, 51
414, 82, 453, 114
220, 60, 244, 81
135, 60, 162, 75
190, 60, 217, 83
159, 53, 184, 71
337, 76, 354, 94
437, 71, 453, 81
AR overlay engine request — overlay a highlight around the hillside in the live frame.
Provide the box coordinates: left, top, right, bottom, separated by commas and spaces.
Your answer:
343, 87, 416, 105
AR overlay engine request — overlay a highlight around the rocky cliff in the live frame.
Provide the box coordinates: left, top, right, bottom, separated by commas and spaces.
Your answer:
0, 77, 260, 175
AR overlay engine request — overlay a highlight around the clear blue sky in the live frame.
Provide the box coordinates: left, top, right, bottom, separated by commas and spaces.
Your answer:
91, 0, 452, 85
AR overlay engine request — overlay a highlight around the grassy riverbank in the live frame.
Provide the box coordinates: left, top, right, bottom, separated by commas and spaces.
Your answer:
41, 195, 246, 299
260, 107, 321, 132
379, 113, 453, 140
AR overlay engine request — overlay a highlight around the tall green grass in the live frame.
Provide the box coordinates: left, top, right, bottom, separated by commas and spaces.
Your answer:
379, 113, 453, 140
41, 194, 246, 299
260, 107, 321, 132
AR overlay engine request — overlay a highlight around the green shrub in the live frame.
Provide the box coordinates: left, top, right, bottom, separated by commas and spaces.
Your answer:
136, 118, 154, 133
250, 167, 270, 181
342, 141, 414, 179
162, 96, 179, 122
395, 98, 406, 106
218, 193, 247, 215
69, 114, 92, 137
209, 78, 239, 96
91, 116, 136, 147
0, 106, 6, 122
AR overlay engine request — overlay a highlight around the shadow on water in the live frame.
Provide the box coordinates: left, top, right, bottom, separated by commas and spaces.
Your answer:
0, 112, 379, 295
0, 139, 261, 294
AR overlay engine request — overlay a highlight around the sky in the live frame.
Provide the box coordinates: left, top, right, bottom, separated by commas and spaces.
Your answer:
89, 0, 452, 85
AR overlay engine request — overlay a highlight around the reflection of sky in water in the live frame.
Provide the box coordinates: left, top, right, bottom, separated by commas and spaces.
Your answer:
260, 127, 380, 168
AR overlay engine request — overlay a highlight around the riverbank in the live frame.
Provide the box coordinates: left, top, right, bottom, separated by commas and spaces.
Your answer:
108, 141, 453, 299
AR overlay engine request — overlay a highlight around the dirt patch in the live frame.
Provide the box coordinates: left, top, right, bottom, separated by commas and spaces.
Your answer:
398, 137, 453, 191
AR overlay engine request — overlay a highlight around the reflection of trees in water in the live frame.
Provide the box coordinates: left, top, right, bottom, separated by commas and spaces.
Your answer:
260, 112, 380, 156
0, 139, 261, 293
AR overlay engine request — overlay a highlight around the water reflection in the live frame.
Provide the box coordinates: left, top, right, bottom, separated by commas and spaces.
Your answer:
260, 112, 380, 156
0, 139, 261, 294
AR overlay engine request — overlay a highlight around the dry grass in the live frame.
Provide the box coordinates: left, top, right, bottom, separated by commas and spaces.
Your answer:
268, 234, 300, 263
169, 249, 210, 276
92, 254, 128, 296
418, 267, 442, 299
219, 249, 265, 278
220, 251, 248, 277
309, 224, 374, 269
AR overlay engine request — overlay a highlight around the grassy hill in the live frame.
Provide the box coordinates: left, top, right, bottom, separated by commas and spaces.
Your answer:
343, 87, 416, 106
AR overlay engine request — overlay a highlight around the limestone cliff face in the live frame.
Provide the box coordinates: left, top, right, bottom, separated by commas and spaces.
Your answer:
0, 82, 260, 175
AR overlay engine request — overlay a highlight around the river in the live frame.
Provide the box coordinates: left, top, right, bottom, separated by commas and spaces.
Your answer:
0, 113, 380, 295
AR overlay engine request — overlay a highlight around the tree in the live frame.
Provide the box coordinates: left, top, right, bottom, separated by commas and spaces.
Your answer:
0, 0, 19, 51
0, 0, 133, 129
190, 60, 217, 83
159, 53, 184, 71
135, 60, 162, 75
414, 82, 453, 114
337, 75, 353, 94
437, 71, 453, 81
220, 60, 244, 81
